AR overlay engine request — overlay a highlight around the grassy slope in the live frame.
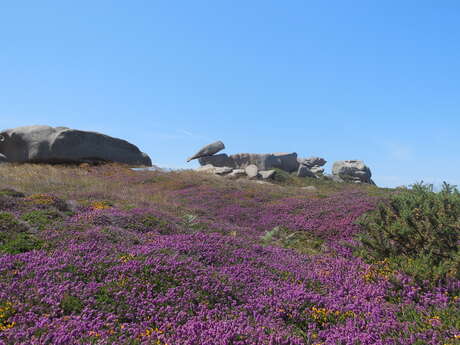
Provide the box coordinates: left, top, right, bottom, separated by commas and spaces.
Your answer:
0, 164, 458, 345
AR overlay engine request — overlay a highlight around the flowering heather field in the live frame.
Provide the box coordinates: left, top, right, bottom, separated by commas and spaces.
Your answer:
0, 164, 458, 345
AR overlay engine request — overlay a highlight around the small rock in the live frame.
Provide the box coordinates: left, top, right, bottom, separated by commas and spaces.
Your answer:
310, 166, 324, 175
196, 164, 217, 174
187, 141, 225, 162
228, 169, 246, 178
259, 170, 276, 180
297, 157, 326, 168
297, 165, 316, 178
214, 167, 233, 175
301, 186, 317, 192
245, 164, 259, 179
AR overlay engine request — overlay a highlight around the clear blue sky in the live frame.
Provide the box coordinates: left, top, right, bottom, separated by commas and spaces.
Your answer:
1, 1, 459, 188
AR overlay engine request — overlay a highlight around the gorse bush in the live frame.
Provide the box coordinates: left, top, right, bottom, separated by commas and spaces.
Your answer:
357, 181, 460, 283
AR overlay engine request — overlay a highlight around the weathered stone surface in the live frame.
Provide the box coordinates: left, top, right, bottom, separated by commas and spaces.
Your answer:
196, 164, 216, 173
245, 164, 259, 178
273, 153, 299, 172
230, 152, 298, 172
198, 154, 235, 168
301, 186, 317, 192
297, 165, 316, 178
332, 160, 373, 184
187, 141, 225, 162
0, 125, 152, 166
297, 157, 326, 168
0, 153, 7, 163
310, 166, 324, 175
230, 153, 279, 170
214, 167, 233, 175
228, 169, 246, 178
259, 170, 276, 180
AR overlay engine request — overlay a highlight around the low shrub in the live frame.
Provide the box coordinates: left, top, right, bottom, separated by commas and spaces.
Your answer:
357, 182, 460, 284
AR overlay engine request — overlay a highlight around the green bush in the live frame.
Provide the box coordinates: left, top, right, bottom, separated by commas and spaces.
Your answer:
0, 212, 43, 254
21, 210, 61, 230
357, 182, 460, 284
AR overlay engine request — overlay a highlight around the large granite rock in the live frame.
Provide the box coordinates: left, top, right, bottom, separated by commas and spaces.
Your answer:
230, 152, 298, 172
0, 125, 152, 166
230, 153, 278, 170
273, 153, 299, 172
198, 153, 235, 168
187, 141, 225, 162
332, 160, 374, 184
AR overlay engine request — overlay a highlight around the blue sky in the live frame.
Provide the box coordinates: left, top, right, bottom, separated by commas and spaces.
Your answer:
1, 1, 459, 188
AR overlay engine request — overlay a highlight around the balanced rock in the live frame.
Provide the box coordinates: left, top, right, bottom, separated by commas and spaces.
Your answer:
198, 153, 235, 168
187, 141, 225, 162
297, 165, 316, 178
332, 160, 374, 184
0, 125, 152, 166
297, 157, 326, 168
245, 164, 259, 179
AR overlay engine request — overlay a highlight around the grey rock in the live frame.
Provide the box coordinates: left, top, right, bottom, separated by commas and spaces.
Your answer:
297, 165, 316, 178
297, 157, 326, 168
214, 166, 233, 175
245, 164, 259, 178
228, 169, 246, 178
230, 153, 279, 170
196, 164, 217, 173
332, 160, 372, 184
259, 170, 276, 180
301, 186, 317, 192
0, 125, 152, 166
273, 152, 299, 172
187, 141, 225, 162
0, 153, 7, 163
230, 152, 298, 172
310, 166, 324, 175
198, 153, 235, 168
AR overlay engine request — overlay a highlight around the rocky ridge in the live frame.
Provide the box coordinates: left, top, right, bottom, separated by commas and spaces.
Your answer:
188, 141, 375, 185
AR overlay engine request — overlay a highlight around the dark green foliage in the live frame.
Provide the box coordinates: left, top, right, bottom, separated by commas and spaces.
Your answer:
0, 232, 43, 254
0, 188, 25, 198
357, 182, 460, 283
0, 212, 43, 254
21, 209, 61, 230
60, 294, 84, 315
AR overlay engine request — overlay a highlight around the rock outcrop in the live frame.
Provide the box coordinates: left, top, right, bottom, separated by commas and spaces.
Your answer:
332, 160, 374, 184
187, 141, 225, 162
187, 141, 376, 185
0, 125, 152, 166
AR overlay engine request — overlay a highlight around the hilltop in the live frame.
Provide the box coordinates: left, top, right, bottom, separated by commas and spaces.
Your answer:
0, 164, 458, 345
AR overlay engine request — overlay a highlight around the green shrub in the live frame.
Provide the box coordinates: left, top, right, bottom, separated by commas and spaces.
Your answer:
0, 232, 43, 254
357, 182, 460, 284
60, 294, 84, 315
21, 210, 61, 230
0, 212, 43, 254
